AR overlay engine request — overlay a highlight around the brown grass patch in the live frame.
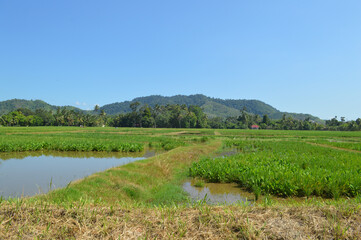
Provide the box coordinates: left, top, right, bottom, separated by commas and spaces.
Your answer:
1, 202, 360, 239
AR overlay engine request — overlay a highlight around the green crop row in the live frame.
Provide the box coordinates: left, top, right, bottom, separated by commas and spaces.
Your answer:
223, 140, 272, 153
0, 127, 200, 153
190, 140, 361, 199
148, 138, 187, 151
0, 140, 144, 152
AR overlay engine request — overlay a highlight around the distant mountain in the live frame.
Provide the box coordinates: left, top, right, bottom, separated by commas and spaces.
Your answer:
0, 99, 83, 115
100, 94, 324, 123
0, 95, 323, 123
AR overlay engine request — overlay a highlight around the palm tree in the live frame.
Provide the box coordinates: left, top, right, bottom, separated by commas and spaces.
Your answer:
94, 105, 100, 113
0, 116, 5, 126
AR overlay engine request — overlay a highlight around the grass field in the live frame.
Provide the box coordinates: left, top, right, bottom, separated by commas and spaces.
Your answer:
1, 127, 361, 239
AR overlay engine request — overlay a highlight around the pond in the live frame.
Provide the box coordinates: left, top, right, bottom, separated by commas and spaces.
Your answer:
183, 180, 254, 205
0, 151, 151, 198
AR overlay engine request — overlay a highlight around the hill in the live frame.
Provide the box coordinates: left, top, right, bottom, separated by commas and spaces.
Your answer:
0, 95, 323, 123
100, 94, 323, 123
0, 99, 83, 115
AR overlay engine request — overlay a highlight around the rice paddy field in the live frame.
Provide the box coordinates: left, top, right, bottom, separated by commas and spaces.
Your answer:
1, 127, 361, 239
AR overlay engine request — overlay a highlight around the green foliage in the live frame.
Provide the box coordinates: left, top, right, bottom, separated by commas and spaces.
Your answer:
0, 128, 149, 152
0, 108, 102, 127
3, 96, 361, 130
223, 140, 270, 152
99, 94, 324, 123
0, 127, 206, 153
151, 183, 188, 205
122, 185, 141, 199
193, 179, 205, 188
158, 139, 186, 151
0, 99, 83, 116
0, 140, 144, 152
111, 103, 208, 129
190, 140, 361, 199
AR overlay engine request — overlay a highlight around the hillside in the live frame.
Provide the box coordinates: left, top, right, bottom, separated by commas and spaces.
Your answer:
0, 95, 323, 123
0, 99, 83, 115
100, 94, 323, 123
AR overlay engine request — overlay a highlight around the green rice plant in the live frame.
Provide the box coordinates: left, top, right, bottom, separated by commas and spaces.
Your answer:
194, 179, 205, 188
190, 140, 361, 199
0, 139, 144, 152
158, 139, 186, 151
223, 140, 271, 153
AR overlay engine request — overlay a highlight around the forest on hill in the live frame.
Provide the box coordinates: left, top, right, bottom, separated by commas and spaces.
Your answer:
0, 94, 325, 124
0, 99, 82, 116
99, 94, 323, 123
0, 95, 322, 124
0, 102, 360, 131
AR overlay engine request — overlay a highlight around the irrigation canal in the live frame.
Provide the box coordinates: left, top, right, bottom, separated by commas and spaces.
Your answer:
0, 152, 150, 198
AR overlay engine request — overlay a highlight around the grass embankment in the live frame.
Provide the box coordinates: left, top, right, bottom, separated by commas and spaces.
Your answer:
38, 140, 221, 205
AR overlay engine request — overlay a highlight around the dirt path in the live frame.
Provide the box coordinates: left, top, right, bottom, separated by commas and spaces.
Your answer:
164, 131, 188, 135
154, 131, 203, 136
306, 142, 361, 154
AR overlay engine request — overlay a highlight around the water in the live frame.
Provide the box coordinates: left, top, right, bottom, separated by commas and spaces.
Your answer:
181, 149, 250, 205
183, 180, 254, 205
0, 152, 148, 198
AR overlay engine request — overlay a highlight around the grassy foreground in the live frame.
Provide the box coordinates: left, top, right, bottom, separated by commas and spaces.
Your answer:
1, 200, 361, 239
1, 127, 361, 239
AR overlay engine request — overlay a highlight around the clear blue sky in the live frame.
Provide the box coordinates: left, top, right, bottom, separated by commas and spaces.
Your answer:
1, 1, 360, 120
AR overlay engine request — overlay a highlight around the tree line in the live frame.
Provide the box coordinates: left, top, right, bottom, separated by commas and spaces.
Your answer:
0, 104, 360, 131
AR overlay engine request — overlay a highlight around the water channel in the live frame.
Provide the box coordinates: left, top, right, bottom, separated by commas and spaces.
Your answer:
183, 180, 254, 205
0, 151, 152, 198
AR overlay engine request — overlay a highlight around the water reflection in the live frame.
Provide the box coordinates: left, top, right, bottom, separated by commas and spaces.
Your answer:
0, 150, 156, 160
183, 180, 254, 205
0, 153, 147, 198
216, 149, 239, 157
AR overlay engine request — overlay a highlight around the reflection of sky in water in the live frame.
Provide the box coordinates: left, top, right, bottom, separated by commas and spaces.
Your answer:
183, 181, 253, 205
0, 155, 145, 198
0, 150, 154, 161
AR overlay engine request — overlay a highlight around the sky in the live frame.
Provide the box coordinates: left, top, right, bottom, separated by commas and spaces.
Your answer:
1, 1, 360, 120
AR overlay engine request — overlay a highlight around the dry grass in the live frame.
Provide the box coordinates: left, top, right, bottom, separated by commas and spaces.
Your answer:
1, 201, 361, 239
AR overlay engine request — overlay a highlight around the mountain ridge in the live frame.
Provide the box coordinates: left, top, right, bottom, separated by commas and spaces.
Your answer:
100, 94, 323, 123
0, 95, 324, 123
0, 99, 83, 115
